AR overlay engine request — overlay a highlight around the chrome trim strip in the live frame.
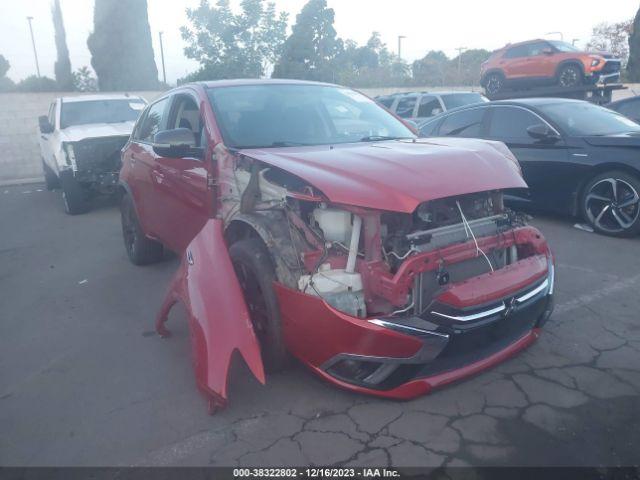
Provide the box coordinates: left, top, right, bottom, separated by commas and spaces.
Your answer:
515, 278, 549, 303
368, 319, 450, 338
430, 304, 506, 322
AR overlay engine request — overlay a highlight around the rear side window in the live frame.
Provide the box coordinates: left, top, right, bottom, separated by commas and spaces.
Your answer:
395, 95, 418, 118
488, 106, 544, 141
504, 45, 529, 59
439, 108, 486, 137
417, 95, 443, 118
135, 98, 169, 142
377, 96, 395, 108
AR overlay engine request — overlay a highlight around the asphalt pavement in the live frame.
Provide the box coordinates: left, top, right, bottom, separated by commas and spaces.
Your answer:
1, 184, 640, 467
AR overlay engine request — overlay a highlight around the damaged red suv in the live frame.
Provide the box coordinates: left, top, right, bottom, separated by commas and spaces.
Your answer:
119, 80, 555, 412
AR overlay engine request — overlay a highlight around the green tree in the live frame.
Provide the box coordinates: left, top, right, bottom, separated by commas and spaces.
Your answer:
630, 7, 640, 81
181, 0, 288, 81
447, 49, 491, 86
412, 50, 449, 86
587, 20, 632, 66
72, 66, 98, 92
87, 0, 158, 90
0, 54, 15, 92
52, 0, 73, 90
16, 75, 58, 92
272, 0, 343, 82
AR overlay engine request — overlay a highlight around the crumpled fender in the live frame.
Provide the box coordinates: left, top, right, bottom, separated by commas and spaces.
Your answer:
156, 219, 266, 414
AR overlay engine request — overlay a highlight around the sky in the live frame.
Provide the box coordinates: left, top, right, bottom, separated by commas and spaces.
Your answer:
1, 0, 637, 84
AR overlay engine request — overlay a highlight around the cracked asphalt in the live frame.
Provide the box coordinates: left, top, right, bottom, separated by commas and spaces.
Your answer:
1, 184, 640, 467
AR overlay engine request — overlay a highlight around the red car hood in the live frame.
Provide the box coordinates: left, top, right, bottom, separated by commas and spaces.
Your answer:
241, 138, 526, 213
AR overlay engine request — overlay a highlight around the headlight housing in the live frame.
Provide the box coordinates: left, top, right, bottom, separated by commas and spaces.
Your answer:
590, 56, 603, 68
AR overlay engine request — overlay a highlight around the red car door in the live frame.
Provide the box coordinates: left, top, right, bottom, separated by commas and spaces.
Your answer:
149, 91, 211, 253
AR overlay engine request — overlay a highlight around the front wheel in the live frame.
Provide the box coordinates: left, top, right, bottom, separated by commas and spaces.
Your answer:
42, 159, 59, 191
59, 171, 89, 215
581, 171, 640, 237
120, 194, 164, 265
229, 238, 288, 373
558, 64, 583, 88
484, 73, 505, 95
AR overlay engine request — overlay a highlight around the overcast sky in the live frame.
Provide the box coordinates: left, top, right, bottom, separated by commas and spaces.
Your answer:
1, 0, 637, 83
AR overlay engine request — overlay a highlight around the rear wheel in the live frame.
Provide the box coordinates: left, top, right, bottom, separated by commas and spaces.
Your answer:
484, 72, 505, 95
581, 171, 640, 237
558, 64, 583, 88
229, 238, 287, 373
120, 194, 163, 265
42, 159, 59, 191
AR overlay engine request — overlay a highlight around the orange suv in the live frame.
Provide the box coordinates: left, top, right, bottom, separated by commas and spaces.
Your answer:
480, 39, 621, 95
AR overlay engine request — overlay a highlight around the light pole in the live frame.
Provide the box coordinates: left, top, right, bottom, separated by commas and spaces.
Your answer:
546, 31, 564, 41
158, 31, 167, 85
455, 47, 467, 84
397, 35, 406, 61
26, 16, 40, 78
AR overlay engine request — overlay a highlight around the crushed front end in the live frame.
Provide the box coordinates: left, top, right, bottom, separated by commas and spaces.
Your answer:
220, 153, 554, 399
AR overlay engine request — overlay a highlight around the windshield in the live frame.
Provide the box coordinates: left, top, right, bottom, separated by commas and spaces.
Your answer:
539, 102, 640, 136
440, 93, 488, 110
207, 84, 415, 149
60, 99, 146, 129
548, 40, 580, 53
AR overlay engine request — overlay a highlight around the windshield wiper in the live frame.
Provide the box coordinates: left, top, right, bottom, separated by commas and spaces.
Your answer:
359, 135, 412, 142
270, 141, 311, 147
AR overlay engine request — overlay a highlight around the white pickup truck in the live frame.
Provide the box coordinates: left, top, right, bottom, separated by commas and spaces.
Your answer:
38, 94, 147, 214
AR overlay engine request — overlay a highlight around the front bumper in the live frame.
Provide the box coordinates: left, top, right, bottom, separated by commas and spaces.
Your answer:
275, 259, 554, 400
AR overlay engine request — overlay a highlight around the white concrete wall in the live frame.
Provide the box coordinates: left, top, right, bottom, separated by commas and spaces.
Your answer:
1, 85, 639, 186
0, 91, 163, 186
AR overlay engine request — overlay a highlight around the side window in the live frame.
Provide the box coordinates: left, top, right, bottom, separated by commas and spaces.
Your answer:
395, 95, 418, 118
377, 97, 394, 108
504, 45, 528, 59
439, 109, 486, 138
135, 97, 169, 142
527, 42, 549, 57
488, 107, 545, 142
419, 119, 440, 137
169, 94, 204, 147
417, 95, 443, 118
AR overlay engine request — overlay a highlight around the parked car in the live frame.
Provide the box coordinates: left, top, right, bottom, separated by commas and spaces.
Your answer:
480, 39, 622, 95
38, 94, 147, 214
419, 98, 640, 237
375, 91, 488, 125
607, 95, 640, 124
119, 80, 554, 412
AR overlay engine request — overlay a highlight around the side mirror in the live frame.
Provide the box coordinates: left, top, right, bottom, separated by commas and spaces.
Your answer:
38, 115, 53, 134
153, 128, 203, 158
527, 124, 560, 143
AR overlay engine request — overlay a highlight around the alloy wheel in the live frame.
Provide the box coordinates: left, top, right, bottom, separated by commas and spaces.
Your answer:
585, 178, 640, 234
559, 67, 580, 87
486, 75, 502, 95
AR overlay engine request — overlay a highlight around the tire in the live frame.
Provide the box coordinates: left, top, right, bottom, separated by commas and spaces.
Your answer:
120, 194, 164, 265
42, 159, 59, 191
484, 72, 505, 96
229, 238, 288, 373
557, 64, 583, 88
59, 171, 89, 215
581, 170, 640, 237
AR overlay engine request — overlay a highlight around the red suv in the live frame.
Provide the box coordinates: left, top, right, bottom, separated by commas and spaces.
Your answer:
119, 80, 555, 412
481, 39, 621, 95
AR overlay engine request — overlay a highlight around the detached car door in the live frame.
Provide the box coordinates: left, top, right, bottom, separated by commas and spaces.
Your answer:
150, 91, 210, 253
485, 105, 572, 211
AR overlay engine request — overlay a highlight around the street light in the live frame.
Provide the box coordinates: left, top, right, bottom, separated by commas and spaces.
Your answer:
26, 16, 40, 78
546, 31, 564, 41
397, 35, 406, 60
455, 47, 467, 84
158, 31, 167, 85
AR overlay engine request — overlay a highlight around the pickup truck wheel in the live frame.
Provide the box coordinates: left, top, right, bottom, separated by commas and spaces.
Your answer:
59, 171, 89, 215
120, 194, 163, 265
558, 64, 583, 88
41, 159, 59, 190
229, 238, 288, 373
581, 171, 640, 237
